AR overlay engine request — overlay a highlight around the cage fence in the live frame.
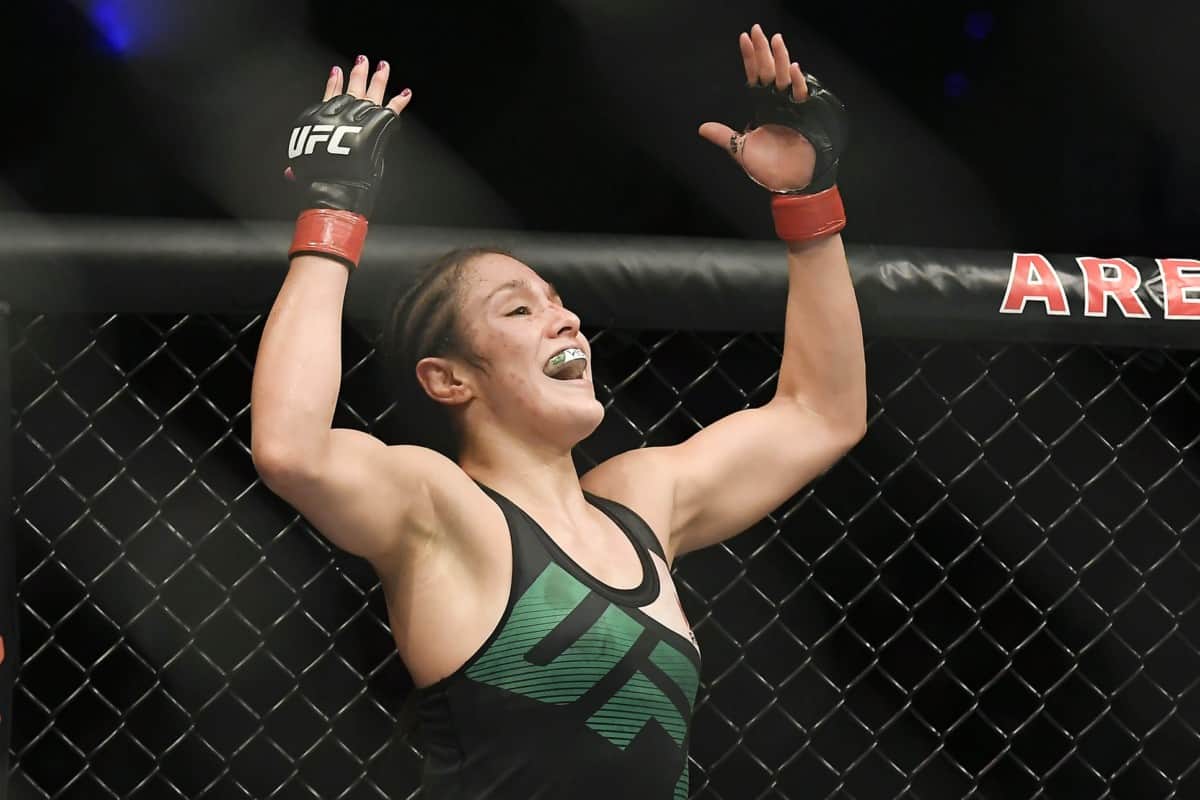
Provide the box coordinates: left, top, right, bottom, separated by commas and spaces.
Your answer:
6, 307, 1199, 799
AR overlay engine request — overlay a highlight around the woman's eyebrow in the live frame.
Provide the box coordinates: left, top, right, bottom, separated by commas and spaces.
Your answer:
485, 279, 526, 302
487, 279, 562, 303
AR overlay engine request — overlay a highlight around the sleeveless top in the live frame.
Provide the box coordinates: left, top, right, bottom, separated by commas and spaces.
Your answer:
414, 482, 701, 799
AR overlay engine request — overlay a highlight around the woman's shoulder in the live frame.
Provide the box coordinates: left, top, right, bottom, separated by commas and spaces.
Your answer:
580, 448, 675, 560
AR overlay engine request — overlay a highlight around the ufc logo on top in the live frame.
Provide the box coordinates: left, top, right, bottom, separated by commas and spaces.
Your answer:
288, 125, 362, 157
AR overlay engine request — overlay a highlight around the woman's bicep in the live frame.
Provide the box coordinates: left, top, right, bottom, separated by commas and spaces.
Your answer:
256, 428, 467, 564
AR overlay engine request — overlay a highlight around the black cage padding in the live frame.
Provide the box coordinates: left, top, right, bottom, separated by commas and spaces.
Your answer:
0, 215, 1193, 347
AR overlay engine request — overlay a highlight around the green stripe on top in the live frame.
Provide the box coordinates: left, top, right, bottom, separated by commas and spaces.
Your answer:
673, 766, 689, 800
466, 562, 645, 704
586, 671, 687, 747
649, 640, 700, 712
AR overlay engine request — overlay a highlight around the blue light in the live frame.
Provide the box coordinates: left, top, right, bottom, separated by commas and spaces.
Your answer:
944, 72, 970, 99
90, 1, 134, 54
964, 10, 995, 41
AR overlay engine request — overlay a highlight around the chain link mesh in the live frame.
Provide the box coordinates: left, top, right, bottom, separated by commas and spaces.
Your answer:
8, 312, 1200, 799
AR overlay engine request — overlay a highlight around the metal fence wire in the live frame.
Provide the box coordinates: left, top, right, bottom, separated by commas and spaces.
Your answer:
8, 311, 1200, 799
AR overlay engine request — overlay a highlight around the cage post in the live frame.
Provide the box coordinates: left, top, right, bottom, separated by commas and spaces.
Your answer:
0, 300, 14, 800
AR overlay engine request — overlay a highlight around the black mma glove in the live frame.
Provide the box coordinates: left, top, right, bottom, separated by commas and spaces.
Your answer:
748, 74, 849, 241
286, 94, 400, 269
288, 94, 399, 217
748, 74, 847, 195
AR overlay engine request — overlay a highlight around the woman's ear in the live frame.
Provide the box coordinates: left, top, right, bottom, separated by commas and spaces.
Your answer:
415, 356, 474, 407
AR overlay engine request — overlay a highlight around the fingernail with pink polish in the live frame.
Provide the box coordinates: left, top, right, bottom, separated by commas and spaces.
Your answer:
400, 88, 411, 97
377, 60, 388, 72
330, 66, 339, 78
356, 54, 366, 65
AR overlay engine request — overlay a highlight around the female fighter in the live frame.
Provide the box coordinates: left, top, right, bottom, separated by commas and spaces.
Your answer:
251, 24, 865, 799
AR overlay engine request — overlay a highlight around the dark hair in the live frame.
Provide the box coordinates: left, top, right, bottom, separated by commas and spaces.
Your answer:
382, 246, 511, 460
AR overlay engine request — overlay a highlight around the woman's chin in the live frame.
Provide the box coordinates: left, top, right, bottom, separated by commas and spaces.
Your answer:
551, 399, 605, 443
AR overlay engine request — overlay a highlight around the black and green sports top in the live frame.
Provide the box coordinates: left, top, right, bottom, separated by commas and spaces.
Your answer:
414, 482, 701, 799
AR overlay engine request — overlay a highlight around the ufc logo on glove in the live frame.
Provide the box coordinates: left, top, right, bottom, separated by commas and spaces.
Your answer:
288, 124, 362, 157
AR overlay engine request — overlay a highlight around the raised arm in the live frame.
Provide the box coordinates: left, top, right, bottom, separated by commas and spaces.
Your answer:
585, 26, 866, 560
250, 57, 453, 567
659, 234, 864, 558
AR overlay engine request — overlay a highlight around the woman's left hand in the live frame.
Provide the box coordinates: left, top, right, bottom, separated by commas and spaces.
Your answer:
699, 24, 816, 193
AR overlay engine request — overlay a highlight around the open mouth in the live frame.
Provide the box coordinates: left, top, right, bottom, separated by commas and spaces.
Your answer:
544, 347, 588, 381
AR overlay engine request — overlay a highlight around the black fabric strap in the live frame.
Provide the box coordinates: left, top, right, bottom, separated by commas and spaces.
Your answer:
584, 492, 667, 562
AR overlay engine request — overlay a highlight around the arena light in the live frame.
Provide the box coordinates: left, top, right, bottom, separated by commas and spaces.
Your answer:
87, 0, 135, 54
944, 71, 970, 99
964, 10, 995, 41
81, 0, 181, 57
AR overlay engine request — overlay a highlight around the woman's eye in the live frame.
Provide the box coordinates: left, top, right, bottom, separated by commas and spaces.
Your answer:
507, 306, 531, 316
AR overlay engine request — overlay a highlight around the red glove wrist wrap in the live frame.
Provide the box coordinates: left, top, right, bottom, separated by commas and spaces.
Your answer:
289, 209, 369, 270
770, 187, 847, 242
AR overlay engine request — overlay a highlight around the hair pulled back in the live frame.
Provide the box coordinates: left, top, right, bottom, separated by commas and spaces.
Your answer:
382, 246, 509, 459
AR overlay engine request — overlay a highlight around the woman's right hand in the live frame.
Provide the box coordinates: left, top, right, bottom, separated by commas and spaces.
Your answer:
285, 56, 413, 220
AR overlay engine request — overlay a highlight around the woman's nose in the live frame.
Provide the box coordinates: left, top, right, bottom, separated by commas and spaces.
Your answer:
552, 305, 581, 334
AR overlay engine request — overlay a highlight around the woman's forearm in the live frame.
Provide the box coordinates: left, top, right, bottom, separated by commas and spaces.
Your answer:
249, 255, 350, 470
774, 234, 867, 431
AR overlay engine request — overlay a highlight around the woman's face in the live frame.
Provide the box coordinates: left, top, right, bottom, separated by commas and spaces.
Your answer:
454, 253, 604, 449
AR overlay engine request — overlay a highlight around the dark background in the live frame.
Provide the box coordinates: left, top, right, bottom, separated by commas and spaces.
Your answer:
3, 0, 1198, 255
4, 3, 1200, 799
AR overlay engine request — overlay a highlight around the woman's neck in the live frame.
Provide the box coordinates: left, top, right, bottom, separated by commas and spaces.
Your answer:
459, 441, 591, 528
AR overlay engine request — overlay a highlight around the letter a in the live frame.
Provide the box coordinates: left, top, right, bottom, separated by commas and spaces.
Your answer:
1000, 253, 1070, 315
